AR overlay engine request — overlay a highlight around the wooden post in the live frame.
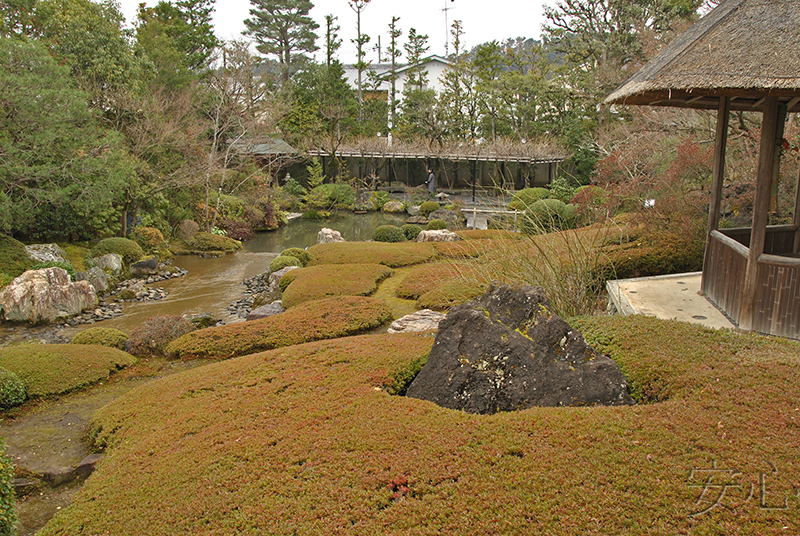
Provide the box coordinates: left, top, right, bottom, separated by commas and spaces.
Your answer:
794, 165, 800, 254
770, 105, 787, 213
472, 160, 477, 203
740, 97, 780, 332
707, 97, 730, 237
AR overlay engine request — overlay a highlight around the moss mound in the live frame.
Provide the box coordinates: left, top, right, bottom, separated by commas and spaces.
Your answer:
89, 238, 144, 265
308, 241, 437, 268
280, 263, 393, 308
419, 200, 440, 217
40, 319, 800, 535
188, 232, 242, 253
507, 187, 550, 210
0, 367, 26, 409
0, 235, 33, 280
0, 344, 135, 397
70, 327, 129, 350
401, 224, 423, 241
166, 296, 393, 360
425, 219, 447, 231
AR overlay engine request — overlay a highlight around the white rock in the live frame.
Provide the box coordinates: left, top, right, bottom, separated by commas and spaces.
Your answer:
317, 228, 345, 244
387, 309, 446, 334
0, 268, 98, 323
416, 230, 462, 242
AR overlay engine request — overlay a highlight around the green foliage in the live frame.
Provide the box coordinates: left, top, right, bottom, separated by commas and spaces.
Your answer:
425, 219, 448, 231
508, 187, 550, 211
522, 199, 577, 233
306, 158, 325, 189
384, 353, 429, 396
280, 248, 311, 267
280, 263, 393, 308
0, 440, 16, 536
131, 226, 166, 253
548, 177, 575, 203
401, 224, 423, 241
90, 238, 144, 265
419, 201, 440, 217
309, 241, 438, 268
0, 38, 135, 240
127, 316, 196, 357
372, 225, 407, 243
305, 183, 355, 210
0, 367, 26, 410
188, 232, 242, 253
0, 235, 33, 279
0, 344, 134, 397
269, 255, 302, 273
0, 274, 12, 291
166, 296, 393, 360
283, 178, 307, 198
301, 209, 327, 220
30, 261, 77, 281
70, 327, 129, 350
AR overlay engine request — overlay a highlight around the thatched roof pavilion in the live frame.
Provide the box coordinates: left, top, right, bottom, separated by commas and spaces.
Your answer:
606, 0, 800, 339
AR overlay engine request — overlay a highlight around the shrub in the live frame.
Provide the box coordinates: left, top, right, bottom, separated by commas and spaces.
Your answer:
301, 209, 328, 221
0, 441, 16, 536
71, 327, 129, 350
0, 235, 32, 279
177, 220, 199, 242
188, 232, 242, 253
166, 296, 393, 359
425, 219, 448, 230
305, 183, 356, 210
372, 225, 407, 243
218, 219, 254, 241
30, 260, 77, 281
522, 199, 577, 233
127, 316, 196, 357
280, 248, 311, 267
132, 226, 166, 252
280, 263, 393, 308
548, 177, 575, 203
401, 224, 423, 241
270, 255, 302, 273
90, 238, 144, 265
507, 187, 550, 211
0, 367, 26, 409
419, 201, 440, 217
0, 344, 135, 397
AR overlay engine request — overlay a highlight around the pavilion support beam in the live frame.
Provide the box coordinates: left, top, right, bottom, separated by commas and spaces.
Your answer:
740, 97, 780, 332
769, 105, 787, 213
707, 96, 730, 236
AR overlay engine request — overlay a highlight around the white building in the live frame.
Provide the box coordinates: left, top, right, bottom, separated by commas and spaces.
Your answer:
342, 55, 451, 102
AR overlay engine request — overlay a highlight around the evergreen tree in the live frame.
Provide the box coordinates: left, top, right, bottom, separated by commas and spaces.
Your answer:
348, 0, 371, 121
403, 28, 429, 92
386, 16, 402, 127
245, 0, 319, 83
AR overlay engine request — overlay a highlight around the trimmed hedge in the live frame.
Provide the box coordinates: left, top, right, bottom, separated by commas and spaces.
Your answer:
188, 232, 242, 253
40, 321, 800, 535
166, 296, 393, 360
0, 441, 15, 536
401, 224, 423, 241
0, 344, 135, 397
280, 263, 393, 308
419, 200, 440, 217
372, 225, 407, 243
269, 255, 302, 273
0, 367, 26, 409
71, 327, 129, 350
90, 238, 144, 265
507, 187, 549, 210
127, 316, 196, 357
425, 219, 447, 231
280, 248, 311, 267
308, 241, 437, 268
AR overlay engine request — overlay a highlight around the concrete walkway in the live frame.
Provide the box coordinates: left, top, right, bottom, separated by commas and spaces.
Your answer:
606, 272, 736, 331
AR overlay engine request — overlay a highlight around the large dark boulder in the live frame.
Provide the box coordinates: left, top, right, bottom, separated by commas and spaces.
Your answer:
406, 282, 634, 414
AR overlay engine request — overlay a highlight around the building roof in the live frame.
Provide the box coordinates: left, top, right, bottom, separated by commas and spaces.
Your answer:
605, 0, 800, 112
233, 137, 298, 156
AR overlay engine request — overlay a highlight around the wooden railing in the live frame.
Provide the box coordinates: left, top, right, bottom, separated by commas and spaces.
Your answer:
719, 224, 797, 255
702, 231, 749, 325
703, 227, 800, 339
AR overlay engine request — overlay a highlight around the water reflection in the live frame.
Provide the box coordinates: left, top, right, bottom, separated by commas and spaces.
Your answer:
244, 212, 407, 252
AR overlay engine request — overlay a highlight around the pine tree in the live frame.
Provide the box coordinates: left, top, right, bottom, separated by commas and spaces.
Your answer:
245, 0, 319, 83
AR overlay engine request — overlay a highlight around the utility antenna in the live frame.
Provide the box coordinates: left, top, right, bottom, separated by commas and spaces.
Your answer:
442, 0, 454, 56
372, 35, 382, 62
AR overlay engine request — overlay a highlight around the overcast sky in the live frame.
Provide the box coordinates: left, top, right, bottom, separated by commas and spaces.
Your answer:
116, 0, 549, 63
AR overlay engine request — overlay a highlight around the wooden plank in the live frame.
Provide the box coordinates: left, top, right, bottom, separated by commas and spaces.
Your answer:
740, 97, 780, 332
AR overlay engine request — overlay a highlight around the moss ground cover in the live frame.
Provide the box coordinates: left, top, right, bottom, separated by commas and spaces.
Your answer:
40, 321, 800, 535
0, 344, 135, 397
166, 296, 393, 360
308, 241, 437, 267
280, 263, 393, 308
